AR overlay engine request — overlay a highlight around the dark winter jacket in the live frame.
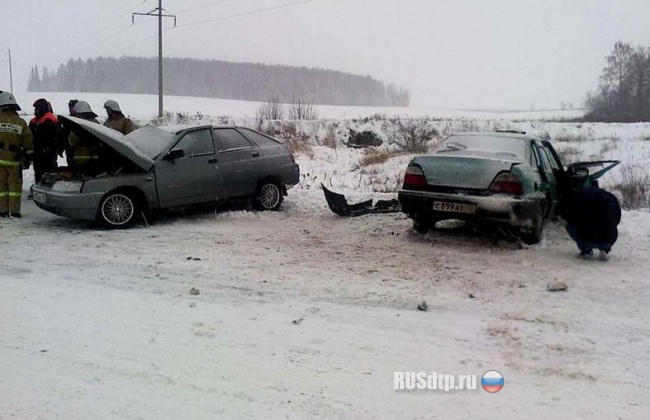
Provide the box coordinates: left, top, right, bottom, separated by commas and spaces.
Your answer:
29, 111, 59, 182
565, 187, 621, 246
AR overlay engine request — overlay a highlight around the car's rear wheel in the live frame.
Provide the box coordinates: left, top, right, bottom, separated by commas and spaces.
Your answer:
519, 208, 544, 244
412, 216, 433, 234
254, 181, 283, 211
99, 192, 138, 228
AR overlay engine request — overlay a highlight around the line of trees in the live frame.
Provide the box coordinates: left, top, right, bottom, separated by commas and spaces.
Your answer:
585, 41, 650, 122
27, 56, 410, 107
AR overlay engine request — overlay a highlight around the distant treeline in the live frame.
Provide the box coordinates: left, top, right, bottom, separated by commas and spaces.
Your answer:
27, 56, 410, 107
585, 41, 650, 122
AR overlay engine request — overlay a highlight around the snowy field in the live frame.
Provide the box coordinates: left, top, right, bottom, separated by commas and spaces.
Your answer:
2, 94, 650, 419
16, 91, 586, 121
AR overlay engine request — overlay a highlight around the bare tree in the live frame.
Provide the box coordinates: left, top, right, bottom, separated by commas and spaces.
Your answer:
629, 46, 650, 119
255, 96, 285, 128
288, 97, 319, 120
393, 117, 438, 154
587, 41, 650, 121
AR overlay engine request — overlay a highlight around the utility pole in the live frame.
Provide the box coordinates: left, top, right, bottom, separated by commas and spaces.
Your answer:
133, 2, 176, 117
8, 49, 13, 93
2, 49, 14, 92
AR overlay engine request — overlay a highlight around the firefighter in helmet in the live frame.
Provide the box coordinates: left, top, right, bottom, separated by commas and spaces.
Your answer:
103, 100, 135, 135
0, 91, 33, 218
66, 101, 100, 172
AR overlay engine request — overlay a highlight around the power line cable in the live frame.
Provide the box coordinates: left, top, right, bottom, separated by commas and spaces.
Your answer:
174, 0, 234, 15
175, 0, 319, 29
34, 0, 151, 67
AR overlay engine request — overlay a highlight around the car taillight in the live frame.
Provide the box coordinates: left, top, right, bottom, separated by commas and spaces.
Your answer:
489, 173, 523, 195
403, 166, 427, 187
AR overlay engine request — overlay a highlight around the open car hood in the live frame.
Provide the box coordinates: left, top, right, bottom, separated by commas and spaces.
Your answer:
60, 116, 177, 171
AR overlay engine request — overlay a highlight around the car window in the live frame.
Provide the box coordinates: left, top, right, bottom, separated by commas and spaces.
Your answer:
540, 147, 558, 171
541, 147, 560, 170
175, 129, 215, 157
533, 144, 552, 172
530, 145, 541, 169
213, 128, 253, 151
239, 128, 282, 146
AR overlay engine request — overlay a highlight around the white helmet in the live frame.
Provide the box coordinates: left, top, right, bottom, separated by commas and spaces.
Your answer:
73, 101, 97, 117
0, 91, 22, 111
104, 100, 122, 113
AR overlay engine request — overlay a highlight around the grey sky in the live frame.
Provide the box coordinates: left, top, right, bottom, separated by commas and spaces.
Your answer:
2, 0, 650, 110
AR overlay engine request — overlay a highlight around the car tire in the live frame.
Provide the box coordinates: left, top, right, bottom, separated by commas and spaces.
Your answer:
254, 181, 283, 211
519, 208, 544, 245
99, 192, 138, 228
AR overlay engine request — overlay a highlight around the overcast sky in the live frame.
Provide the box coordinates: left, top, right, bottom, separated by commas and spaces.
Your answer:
2, 0, 650, 110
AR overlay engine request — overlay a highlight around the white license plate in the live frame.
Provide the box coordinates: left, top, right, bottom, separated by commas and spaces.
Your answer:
33, 192, 46, 204
433, 201, 476, 214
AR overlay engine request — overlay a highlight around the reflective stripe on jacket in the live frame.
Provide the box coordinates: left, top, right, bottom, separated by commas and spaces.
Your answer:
0, 110, 33, 165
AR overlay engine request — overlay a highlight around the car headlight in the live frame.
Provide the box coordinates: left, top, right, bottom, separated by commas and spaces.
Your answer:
51, 181, 84, 193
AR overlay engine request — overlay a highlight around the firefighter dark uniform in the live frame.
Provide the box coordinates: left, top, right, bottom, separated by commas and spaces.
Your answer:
66, 101, 100, 171
0, 91, 33, 218
29, 98, 59, 184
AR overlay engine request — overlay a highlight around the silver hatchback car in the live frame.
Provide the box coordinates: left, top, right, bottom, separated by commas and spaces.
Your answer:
33, 116, 300, 227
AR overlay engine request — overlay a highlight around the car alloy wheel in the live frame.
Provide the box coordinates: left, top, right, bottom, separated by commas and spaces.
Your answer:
101, 193, 136, 227
258, 182, 282, 211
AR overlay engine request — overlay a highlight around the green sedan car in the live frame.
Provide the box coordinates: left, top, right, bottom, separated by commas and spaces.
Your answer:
398, 131, 619, 244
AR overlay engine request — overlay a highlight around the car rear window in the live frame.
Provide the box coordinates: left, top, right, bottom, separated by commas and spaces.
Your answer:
435, 135, 527, 160
213, 128, 253, 151
239, 128, 282, 146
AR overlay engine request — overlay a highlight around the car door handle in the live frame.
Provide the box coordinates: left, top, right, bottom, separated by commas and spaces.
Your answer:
252, 151, 260, 157
208, 157, 217, 164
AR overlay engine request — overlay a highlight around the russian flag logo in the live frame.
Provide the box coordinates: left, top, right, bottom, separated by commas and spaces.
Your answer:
481, 370, 504, 393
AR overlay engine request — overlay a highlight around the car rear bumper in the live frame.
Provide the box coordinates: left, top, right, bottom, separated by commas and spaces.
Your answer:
398, 189, 540, 226
286, 163, 300, 190
32, 187, 102, 221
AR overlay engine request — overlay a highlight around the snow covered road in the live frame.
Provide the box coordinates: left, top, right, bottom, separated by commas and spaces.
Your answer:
1, 191, 649, 419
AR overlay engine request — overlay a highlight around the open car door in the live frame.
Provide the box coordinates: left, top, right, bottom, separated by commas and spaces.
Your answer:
566, 160, 621, 191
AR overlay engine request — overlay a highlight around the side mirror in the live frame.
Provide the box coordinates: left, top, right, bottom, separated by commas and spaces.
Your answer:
163, 148, 185, 161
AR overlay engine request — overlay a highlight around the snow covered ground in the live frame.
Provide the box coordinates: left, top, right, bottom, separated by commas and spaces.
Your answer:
2, 96, 650, 419
2, 189, 649, 419
16, 91, 586, 121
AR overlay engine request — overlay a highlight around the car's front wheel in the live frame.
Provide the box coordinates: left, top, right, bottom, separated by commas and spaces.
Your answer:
99, 192, 138, 228
254, 181, 283, 211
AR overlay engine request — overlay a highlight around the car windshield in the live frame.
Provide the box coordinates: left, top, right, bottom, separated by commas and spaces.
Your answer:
435, 135, 527, 160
